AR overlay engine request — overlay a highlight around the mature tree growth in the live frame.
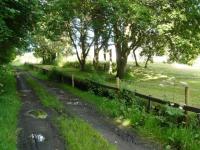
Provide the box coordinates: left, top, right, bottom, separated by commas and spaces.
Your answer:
29, 0, 200, 77
46, 0, 95, 70
147, 0, 200, 64
91, 2, 111, 70
107, 0, 152, 78
0, 0, 39, 64
140, 29, 165, 68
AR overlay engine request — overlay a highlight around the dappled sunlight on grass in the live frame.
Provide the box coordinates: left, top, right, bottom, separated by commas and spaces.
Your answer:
115, 117, 123, 124
141, 74, 168, 81
115, 117, 131, 127
122, 119, 131, 127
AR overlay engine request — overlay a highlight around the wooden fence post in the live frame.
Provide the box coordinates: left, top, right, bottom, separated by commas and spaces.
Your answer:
146, 95, 151, 113
72, 74, 75, 88
116, 77, 120, 90
185, 86, 189, 106
185, 86, 189, 124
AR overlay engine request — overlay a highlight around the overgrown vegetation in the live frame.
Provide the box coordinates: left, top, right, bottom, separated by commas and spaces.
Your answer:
26, 75, 116, 150
29, 68, 200, 150
0, 65, 21, 150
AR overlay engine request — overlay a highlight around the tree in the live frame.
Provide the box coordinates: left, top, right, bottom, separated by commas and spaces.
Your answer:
108, 49, 113, 74
150, 0, 200, 64
108, 0, 152, 78
136, 0, 200, 66
0, 0, 39, 64
91, 2, 111, 70
140, 28, 165, 68
45, 0, 96, 71
33, 35, 71, 64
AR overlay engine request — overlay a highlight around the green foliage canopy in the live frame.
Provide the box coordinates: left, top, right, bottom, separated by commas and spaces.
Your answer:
0, 0, 39, 64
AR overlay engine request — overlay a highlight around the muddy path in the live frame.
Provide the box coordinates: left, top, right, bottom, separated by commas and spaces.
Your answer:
16, 71, 65, 150
28, 72, 161, 150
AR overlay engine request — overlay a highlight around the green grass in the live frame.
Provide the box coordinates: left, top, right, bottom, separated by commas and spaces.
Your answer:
0, 66, 21, 150
36, 63, 200, 107
60, 84, 122, 118
26, 77, 63, 111
28, 66, 200, 149
26, 75, 116, 150
59, 82, 200, 150
55, 116, 116, 150
121, 63, 200, 107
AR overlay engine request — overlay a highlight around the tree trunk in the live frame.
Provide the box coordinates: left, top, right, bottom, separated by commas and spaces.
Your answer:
93, 49, 99, 70
103, 50, 107, 71
108, 49, 112, 74
93, 27, 101, 70
42, 57, 45, 64
144, 55, 151, 68
133, 50, 140, 67
80, 59, 86, 71
116, 56, 127, 79
113, 22, 129, 79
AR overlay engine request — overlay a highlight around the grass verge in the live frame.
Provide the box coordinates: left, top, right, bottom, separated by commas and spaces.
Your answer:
0, 66, 21, 150
26, 75, 116, 150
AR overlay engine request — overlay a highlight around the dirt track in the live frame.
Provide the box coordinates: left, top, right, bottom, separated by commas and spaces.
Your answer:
16, 69, 161, 150
17, 71, 65, 150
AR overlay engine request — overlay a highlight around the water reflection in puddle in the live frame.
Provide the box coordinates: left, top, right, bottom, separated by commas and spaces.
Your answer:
21, 90, 31, 93
30, 133, 45, 143
66, 101, 80, 105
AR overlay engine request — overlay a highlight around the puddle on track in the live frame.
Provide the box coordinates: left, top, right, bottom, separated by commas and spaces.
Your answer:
26, 109, 48, 119
20, 90, 31, 93
66, 101, 80, 105
30, 133, 46, 143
